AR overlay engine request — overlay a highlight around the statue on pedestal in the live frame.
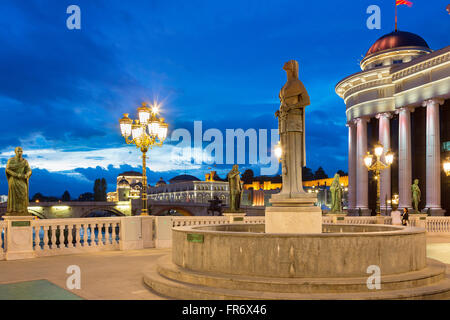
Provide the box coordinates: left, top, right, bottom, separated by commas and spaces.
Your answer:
227, 165, 243, 212
411, 179, 421, 213
274, 60, 309, 199
330, 173, 343, 213
5, 147, 32, 216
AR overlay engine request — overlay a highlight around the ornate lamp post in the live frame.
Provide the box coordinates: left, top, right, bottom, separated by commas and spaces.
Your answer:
364, 142, 394, 216
444, 157, 450, 176
119, 102, 168, 215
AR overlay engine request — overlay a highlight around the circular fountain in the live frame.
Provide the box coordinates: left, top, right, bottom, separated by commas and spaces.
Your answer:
144, 60, 450, 299
144, 223, 450, 299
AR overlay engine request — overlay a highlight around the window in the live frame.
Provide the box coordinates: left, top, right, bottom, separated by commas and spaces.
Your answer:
374, 63, 383, 67
393, 59, 402, 64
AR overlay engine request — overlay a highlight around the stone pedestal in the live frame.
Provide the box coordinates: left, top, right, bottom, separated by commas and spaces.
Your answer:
154, 216, 173, 248
119, 216, 143, 250
410, 214, 428, 229
326, 213, 347, 224
3, 216, 35, 260
223, 212, 246, 223
265, 194, 322, 233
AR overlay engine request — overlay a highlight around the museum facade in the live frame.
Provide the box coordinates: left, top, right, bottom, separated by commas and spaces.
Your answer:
336, 31, 450, 216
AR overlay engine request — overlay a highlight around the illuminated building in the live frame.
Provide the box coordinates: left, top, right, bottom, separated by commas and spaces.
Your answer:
336, 31, 450, 215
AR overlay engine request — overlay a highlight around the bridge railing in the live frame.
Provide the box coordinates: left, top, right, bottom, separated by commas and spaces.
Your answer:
32, 217, 121, 257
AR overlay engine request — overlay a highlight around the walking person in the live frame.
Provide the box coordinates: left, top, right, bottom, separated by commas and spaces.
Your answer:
401, 207, 409, 226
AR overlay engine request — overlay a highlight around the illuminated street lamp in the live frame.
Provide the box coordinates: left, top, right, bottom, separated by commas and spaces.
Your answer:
364, 142, 394, 216
444, 157, 450, 176
119, 102, 168, 215
274, 141, 282, 161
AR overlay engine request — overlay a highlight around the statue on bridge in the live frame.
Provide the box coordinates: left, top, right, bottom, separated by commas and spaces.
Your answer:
207, 196, 224, 216
227, 165, 243, 212
5, 147, 32, 216
330, 173, 343, 213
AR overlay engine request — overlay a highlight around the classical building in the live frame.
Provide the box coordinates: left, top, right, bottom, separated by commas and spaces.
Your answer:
336, 30, 450, 215
147, 174, 229, 204
107, 171, 143, 202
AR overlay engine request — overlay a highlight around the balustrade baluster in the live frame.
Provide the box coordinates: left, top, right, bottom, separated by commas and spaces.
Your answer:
79, 224, 85, 247
42, 226, 49, 250
114, 222, 120, 244
98, 222, 104, 246
67, 224, 74, 248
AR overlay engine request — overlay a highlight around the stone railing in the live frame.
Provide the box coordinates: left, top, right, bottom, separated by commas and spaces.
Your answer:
1, 214, 449, 261
32, 218, 121, 257
426, 217, 450, 233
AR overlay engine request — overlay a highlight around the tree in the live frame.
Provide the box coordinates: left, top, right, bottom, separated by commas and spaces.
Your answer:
61, 190, 71, 201
31, 193, 45, 202
302, 167, 314, 181
337, 170, 347, 176
93, 179, 101, 201
78, 192, 94, 201
314, 167, 328, 180
241, 169, 255, 184
100, 178, 107, 201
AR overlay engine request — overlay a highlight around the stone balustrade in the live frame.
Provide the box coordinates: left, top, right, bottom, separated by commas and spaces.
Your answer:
33, 217, 121, 257
0, 214, 448, 261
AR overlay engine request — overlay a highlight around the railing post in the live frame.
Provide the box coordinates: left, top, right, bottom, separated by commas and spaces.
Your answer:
3, 216, 35, 260
119, 216, 143, 250
154, 216, 173, 248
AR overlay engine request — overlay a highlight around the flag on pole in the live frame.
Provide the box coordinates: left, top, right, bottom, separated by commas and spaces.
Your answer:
396, 0, 413, 7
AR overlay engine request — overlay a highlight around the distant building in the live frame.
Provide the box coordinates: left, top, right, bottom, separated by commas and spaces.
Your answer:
107, 171, 143, 202
148, 174, 229, 204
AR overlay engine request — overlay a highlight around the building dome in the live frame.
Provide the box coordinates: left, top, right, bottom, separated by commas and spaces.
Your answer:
365, 30, 430, 57
118, 178, 130, 188
156, 177, 167, 187
118, 171, 141, 177
169, 174, 201, 184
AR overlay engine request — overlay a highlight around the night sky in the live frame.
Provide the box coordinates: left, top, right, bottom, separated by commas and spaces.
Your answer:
0, 0, 448, 198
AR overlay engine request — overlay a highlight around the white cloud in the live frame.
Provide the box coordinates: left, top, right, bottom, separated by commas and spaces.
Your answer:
0, 144, 206, 172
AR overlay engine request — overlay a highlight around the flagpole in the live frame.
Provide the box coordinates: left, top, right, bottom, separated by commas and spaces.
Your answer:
395, 1, 398, 31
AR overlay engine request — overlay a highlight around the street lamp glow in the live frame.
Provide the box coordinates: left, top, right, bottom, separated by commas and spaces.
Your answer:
363, 143, 395, 215
444, 158, 450, 176
118, 102, 169, 215
137, 102, 151, 125
274, 141, 282, 159
374, 143, 384, 157
364, 152, 373, 168
119, 113, 132, 137
385, 151, 394, 165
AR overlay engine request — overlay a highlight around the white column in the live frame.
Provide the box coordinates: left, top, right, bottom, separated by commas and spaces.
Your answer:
376, 112, 392, 214
423, 99, 445, 215
347, 121, 357, 211
398, 107, 413, 210
355, 117, 369, 212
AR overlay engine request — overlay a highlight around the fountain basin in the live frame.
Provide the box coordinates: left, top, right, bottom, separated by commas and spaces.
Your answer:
172, 224, 426, 278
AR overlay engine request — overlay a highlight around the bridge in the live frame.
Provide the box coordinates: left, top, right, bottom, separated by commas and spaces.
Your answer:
0, 201, 132, 219
0, 199, 264, 218
149, 200, 265, 216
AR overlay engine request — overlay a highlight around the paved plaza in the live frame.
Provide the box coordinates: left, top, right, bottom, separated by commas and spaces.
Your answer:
0, 236, 449, 300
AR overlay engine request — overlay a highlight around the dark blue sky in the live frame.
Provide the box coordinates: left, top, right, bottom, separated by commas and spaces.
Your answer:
0, 0, 448, 198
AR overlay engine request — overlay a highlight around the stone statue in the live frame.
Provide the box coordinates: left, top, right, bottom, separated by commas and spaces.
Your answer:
273, 60, 309, 199
330, 173, 343, 212
5, 147, 32, 216
227, 165, 243, 212
411, 179, 421, 213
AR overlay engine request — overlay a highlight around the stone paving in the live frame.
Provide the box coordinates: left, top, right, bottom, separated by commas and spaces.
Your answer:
0, 235, 448, 300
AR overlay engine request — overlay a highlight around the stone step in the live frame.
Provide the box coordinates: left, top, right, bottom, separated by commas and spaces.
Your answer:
144, 262, 450, 300
155, 255, 446, 293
